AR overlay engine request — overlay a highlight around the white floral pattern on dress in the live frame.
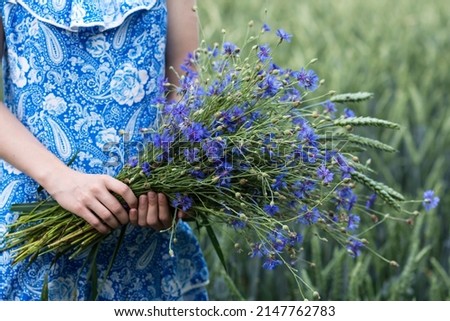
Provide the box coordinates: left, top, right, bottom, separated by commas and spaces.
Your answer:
0, 0, 209, 301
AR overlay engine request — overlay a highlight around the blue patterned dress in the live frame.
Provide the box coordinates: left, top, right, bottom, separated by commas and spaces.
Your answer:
0, 0, 209, 300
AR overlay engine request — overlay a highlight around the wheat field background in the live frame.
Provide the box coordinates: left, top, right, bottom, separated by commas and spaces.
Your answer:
195, 0, 450, 300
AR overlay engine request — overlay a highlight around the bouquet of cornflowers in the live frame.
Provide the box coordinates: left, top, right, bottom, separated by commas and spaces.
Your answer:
4, 23, 439, 298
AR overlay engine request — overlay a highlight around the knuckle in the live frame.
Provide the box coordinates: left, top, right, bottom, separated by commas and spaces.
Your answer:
73, 203, 84, 214
116, 184, 129, 196
78, 193, 90, 204
147, 194, 157, 206
91, 220, 108, 234
111, 204, 125, 215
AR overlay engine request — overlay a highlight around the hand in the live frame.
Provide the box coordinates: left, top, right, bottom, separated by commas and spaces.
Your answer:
129, 192, 189, 231
44, 168, 138, 234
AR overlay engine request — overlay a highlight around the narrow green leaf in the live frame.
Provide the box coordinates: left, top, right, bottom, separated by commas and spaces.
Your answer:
430, 257, 450, 289
95, 226, 127, 300
87, 244, 100, 301
203, 218, 228, 273
40, 272, 49, 301
11, 200, 59, 212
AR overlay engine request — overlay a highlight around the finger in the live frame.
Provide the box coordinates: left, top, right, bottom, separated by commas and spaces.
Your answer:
146, 191, 164, 230
87, 200, 121, 230
77, 207, 111, 234
138, 194, 149, 226
97, 191, 130, 225
157, 193, 172, 229
129, 208, 138, 225
103, 176, 138, 210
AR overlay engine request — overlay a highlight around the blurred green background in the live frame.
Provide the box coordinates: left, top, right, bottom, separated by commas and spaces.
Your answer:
195, 0, 450, 300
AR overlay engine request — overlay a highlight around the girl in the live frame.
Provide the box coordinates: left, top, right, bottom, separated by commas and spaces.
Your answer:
0, 0, 209, 300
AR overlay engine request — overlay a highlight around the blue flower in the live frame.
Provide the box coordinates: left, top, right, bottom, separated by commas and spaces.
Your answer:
183, 148, 200, 164
335, 154, 354, 179
223, 42, 239, 55
189, 169, 206, 180
298, 206, 320, 225
347, 214, 360, 231
280, 88, 301, 102
271, 174, 287, 191
262, 256, 283, 270
276, 29, 292, 43
261, 23, 271, 32
202, 139, 225, 160
215, 161, 233, 188
171, 193, 194, 212
317, 164, 334, 184
344, 108, 356, 118
297, 123, 318, 147
366, 193, 377, 209
346, 238, 364, 258
268, 229, 288, 252
217, 106, 246, 133
258, 44, 272, 62
230, 217, 247, 230
152, 129, 175, 151
164, 101, 190, 123
292, 179, 316, 199
295, 68, 319, 91
264, 203, 280, 216
250, 242, 268, 258
336, 186, 358, 212
182, 122, 209, 142
288, 232, 303, 246
422, 190, 440, 212
259, 74, 282, 98
127, 157, 138, 168
323, 100, 337, 116
141, 162, 151, 176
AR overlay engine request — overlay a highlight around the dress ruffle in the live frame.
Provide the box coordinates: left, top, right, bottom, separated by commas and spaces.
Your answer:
8, 0, 159, 32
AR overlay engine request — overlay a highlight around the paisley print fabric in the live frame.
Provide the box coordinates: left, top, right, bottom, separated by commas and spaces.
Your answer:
0, 0, 209, 300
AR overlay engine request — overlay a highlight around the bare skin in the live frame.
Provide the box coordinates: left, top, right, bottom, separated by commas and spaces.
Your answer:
0, 0, 199, 233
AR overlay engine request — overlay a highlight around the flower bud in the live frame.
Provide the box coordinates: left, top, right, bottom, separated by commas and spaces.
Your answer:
390, 260, 400, 268
239, 213, 248, 221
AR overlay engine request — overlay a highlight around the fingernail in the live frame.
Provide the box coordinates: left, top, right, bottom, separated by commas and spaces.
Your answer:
148, 191, 156, 200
